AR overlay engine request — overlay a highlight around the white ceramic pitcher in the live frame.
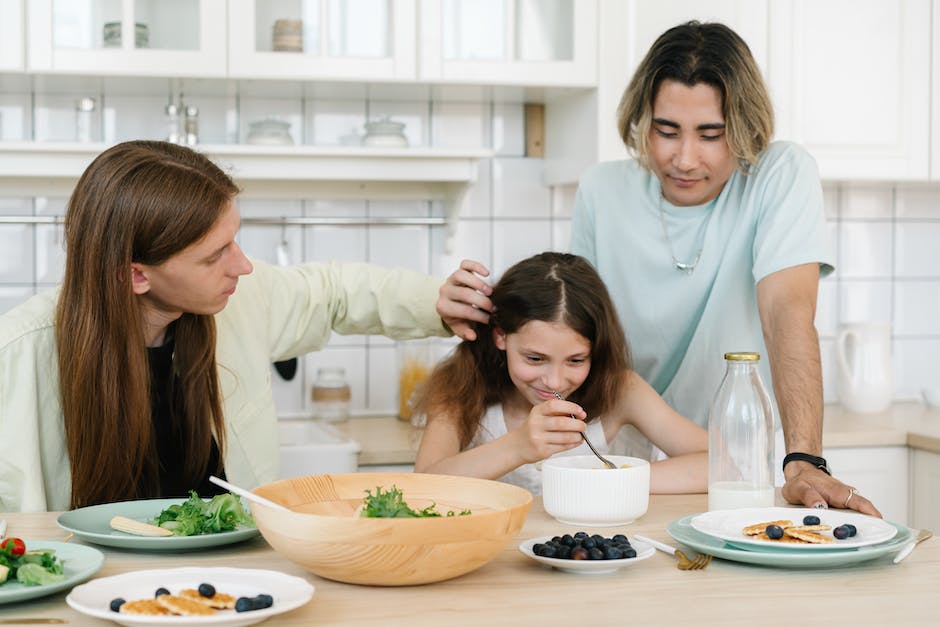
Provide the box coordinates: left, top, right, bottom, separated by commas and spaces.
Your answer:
836, 322, 893, 413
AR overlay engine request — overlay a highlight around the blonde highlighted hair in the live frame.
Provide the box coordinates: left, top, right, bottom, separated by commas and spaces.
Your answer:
617, 21, 774, 173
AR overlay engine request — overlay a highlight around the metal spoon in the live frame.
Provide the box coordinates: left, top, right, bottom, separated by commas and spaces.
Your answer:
551, 391, 617, 469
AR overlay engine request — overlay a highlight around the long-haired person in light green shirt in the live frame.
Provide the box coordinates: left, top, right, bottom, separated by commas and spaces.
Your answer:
0, 140, 492, 512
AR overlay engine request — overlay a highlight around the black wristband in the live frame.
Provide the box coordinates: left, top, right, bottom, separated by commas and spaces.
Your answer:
782, 452, 831, 475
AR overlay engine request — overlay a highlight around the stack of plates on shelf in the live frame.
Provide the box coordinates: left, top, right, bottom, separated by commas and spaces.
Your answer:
273, 19, 303, 52
668, 506, 912, 568
103, 21, 149, 48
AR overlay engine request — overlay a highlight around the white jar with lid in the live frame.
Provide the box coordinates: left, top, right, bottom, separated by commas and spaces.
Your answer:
312, 367, 351, 423
75, 97, 96, 142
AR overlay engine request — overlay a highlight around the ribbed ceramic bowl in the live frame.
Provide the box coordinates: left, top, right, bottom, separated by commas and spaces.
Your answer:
542, 455, 650, 526
251, 473, 532, 586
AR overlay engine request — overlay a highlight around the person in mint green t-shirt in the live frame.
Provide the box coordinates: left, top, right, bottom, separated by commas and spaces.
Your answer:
570, 20, 880, 517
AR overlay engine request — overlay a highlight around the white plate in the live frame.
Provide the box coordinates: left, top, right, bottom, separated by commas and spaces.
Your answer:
669, 514, 912, 568
690, 507, 897, 551
518, 535, 654, 574
66, 567, 314, 626
57, 499, 259, 551
0, 541, 104, 605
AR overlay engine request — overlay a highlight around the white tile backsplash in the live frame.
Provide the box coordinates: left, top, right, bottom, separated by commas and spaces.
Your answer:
492, 158, 550, 218
368, 225, 429, 272
894, 281, 940, 336
492, 219, 552, 277
839, 281, 893, 326
838, 221, 892, 278
492, 103, 525, 156
895, 222, 940, 278
0, 224, 34, 282
431, 102, 488, 148
841, 184, 893, 219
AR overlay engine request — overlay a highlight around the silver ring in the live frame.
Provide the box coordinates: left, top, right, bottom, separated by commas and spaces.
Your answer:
843, 488, 859, 508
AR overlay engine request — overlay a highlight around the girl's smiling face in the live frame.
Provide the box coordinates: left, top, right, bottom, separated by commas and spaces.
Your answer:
495, 319, 592, 408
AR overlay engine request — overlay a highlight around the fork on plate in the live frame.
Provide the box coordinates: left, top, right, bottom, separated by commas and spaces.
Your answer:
634, 535, 712, 570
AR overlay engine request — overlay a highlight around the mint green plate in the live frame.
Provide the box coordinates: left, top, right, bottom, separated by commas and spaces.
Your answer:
668, 514, 912, 568
57, 498, 259, 551
0, 541, 104, 605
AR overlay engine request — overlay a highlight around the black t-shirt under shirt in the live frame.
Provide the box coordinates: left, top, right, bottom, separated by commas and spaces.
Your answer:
147, 332, 226, 499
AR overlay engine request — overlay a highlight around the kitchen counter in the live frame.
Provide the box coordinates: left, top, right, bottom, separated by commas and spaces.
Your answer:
337, 403, 940, 467
0, 494, 935, 626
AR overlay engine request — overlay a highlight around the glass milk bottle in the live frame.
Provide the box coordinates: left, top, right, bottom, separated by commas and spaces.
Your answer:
707, 352, 775, 510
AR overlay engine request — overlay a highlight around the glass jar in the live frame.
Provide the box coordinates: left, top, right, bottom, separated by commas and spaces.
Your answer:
184, 105, 199, 146
707, 352, 775, 511
75, 97, 96, 143
396, 339, 433, 423
165, 103, 181, 144
312, 367, 351, 423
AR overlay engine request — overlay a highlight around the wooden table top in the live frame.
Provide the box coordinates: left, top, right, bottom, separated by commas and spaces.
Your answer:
0, 493, 936, 626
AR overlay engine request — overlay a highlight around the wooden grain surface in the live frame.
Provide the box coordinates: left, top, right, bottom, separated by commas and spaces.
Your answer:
0, 493, 936, 626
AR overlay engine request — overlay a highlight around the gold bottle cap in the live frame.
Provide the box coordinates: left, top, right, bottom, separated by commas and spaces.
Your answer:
724, 352, 760, 361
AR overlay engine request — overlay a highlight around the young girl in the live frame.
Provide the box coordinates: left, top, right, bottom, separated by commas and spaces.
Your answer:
414, 252, 707, 494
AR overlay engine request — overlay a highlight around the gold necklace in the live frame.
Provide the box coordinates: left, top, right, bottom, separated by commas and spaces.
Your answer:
657, 195, 708, 275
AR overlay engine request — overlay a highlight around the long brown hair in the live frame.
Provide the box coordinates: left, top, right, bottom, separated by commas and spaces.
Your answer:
416, 252, 631, 449
617, 20, 774, 172
56, 140, 238, 508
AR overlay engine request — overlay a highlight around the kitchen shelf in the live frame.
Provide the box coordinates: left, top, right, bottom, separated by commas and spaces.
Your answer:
0, 142, 490, 252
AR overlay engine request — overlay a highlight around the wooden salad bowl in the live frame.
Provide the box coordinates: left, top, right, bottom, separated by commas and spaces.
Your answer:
251, 472, 533, 586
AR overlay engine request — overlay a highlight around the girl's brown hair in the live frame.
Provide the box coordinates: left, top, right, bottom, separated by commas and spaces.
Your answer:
415, 252, 631, 449
56, 140, 238, 508
617, 20, 774, 172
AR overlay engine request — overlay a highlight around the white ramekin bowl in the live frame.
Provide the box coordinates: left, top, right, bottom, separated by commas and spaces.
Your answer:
541, 455, 650, 526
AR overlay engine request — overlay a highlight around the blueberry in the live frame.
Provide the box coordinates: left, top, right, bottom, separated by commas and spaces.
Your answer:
555, 545, 571, 559
603, 545, 624, 560
110, 598, 126, 612
573, 531, 588, 540
255, 594, 274, 609
622, 547, 637, 559
765, 524, 784, 540
560, 534, 575, 547
198, 583, 216, 598
588, 547, 605, 560
581, 537, 597, 550
803, 515, 821, 526
154, 587, 170, 597
833, 525, 850, 539
612, 534, 629, 544
570, 546, 589, 560
235, 597, 256, 612
844, 524, 858, 537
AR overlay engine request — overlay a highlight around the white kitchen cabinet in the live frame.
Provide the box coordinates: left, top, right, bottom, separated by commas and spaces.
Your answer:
910, 448, 940, 532
768, 0, 930, 181
0, 0, 25, 72
26, 0, 228, 77
824, 446, 909, 525
227, 0, 417, 81
418, 0, 597, 87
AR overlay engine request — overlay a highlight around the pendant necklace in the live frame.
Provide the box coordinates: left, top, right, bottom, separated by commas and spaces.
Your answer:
657, 194, 710, 275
